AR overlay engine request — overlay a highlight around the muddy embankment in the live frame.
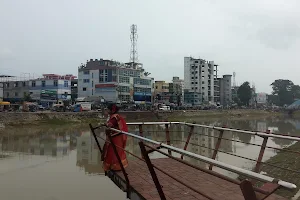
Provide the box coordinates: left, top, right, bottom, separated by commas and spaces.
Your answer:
260, 142, 300, 199
0, 109, 283, 127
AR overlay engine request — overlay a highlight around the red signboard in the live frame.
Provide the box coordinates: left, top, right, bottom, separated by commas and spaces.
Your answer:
95, 84, 116, 88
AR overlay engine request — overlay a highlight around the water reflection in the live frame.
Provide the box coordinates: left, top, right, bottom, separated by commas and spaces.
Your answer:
76, 131, 104, 175
0, 134, 70, 158
0, 118, 299, 186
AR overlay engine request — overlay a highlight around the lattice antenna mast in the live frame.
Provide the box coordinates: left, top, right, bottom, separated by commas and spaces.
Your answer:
130, 24, 138, 65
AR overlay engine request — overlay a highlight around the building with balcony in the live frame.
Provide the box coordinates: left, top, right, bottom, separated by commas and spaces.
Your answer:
78, 59, 154, 104
171, 77, 184, 105
29, 74, 76, 106
2, 81, 30, 102
184, 57, 216, 105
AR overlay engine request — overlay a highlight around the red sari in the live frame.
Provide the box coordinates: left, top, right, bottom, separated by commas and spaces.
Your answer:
102, 113, 128, 171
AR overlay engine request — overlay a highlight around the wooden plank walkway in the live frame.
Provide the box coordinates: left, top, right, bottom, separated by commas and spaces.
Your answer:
109, 158, 287, 200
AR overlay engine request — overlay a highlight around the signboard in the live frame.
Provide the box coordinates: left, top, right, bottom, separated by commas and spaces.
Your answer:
134, 92, 152, 96
256, 93, 267, 104
40, 90, 57, 100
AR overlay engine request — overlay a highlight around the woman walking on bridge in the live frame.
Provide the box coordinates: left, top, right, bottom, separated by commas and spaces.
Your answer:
102, 103, 128, 171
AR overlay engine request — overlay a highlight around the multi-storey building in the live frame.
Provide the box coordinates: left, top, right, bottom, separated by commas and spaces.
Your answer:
215, 75, 232, 106
154, 81, 170, 103
184, 57, 215, 105
29, 74, 76, 106
78, 59, 154, 104
0, 82, 4, 101
171, 77, 184, 105
2, 81, 30, 102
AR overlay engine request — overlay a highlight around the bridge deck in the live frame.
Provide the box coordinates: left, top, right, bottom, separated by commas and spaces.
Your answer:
110, 158, 287, 200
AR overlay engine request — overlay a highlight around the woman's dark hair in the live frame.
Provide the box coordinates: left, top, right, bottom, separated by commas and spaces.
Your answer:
107, 103, 119, 113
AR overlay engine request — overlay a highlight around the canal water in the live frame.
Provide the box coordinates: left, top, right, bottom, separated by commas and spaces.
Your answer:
0, 118, 299, 200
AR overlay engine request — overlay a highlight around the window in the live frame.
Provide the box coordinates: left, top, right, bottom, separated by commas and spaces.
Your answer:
14, 82, 18, 87
42, 81, 46, 87
83, 87, 87, 91
15, 92, 18, 97
31, 81, 36, 87
64, 81, 69, 87
194, 61, 199, 63
119, 76, 130, 83
99, 69, 108, 83
202, 81, 205, 84
195, 82, 198, 84
92, 73, 93, 78
92, 81, 94, 87
92, 89, 93, 95
54, 80, 58, 86
191, 77, 194, 79
202, 87, 205, 89
155, 86, 158, 89
84, 71, 89, 75
202, 71, 204, 73
195, 77, 198, 79
22, 82, 26, 87
191, 82, 194, 84
195, 87, 198, 90
83, 79, 90, 83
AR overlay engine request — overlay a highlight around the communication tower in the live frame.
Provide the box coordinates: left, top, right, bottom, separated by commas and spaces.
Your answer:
130, 24, 138, 65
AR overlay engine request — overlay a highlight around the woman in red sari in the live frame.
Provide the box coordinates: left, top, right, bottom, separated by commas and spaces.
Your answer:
102, 104, 128, 171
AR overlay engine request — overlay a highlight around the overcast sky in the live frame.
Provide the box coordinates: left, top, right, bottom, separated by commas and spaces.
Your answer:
0, 0, 299, 93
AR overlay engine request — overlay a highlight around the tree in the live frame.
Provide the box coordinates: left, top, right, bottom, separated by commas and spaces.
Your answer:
270, 79, 300, 106
24, 93, 32, 102
237, 82, 252, 106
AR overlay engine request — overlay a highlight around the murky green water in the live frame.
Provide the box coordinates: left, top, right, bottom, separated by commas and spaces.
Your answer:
0, 118, 299, 200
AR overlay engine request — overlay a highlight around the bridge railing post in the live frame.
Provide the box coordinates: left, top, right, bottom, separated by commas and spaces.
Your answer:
138, 124, 143, 137
106, 129, 130, 199
89, 124, 103, 154
181, 123, 195, 160
240, 180, 258, 200
254, 129, 270, 173
209, 127, 225, 170
165, 123, 172, 155
139, 141, 166, 200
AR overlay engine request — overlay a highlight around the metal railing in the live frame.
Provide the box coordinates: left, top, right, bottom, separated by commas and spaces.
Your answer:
90, 121, 299, 200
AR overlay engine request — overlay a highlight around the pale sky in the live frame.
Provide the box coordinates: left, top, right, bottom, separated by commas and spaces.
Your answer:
0, 0, 299, 93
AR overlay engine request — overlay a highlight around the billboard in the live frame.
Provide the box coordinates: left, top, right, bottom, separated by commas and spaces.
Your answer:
40, 90, 57, 100
256, 93, 267, 104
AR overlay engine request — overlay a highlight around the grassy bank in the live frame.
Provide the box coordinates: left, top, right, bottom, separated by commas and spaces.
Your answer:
260, 142, 300, 199
0, 109, 285, 127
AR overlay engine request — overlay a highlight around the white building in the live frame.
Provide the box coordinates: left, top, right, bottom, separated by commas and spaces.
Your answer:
184, 57, 215, 104
78, 59, 154, 104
